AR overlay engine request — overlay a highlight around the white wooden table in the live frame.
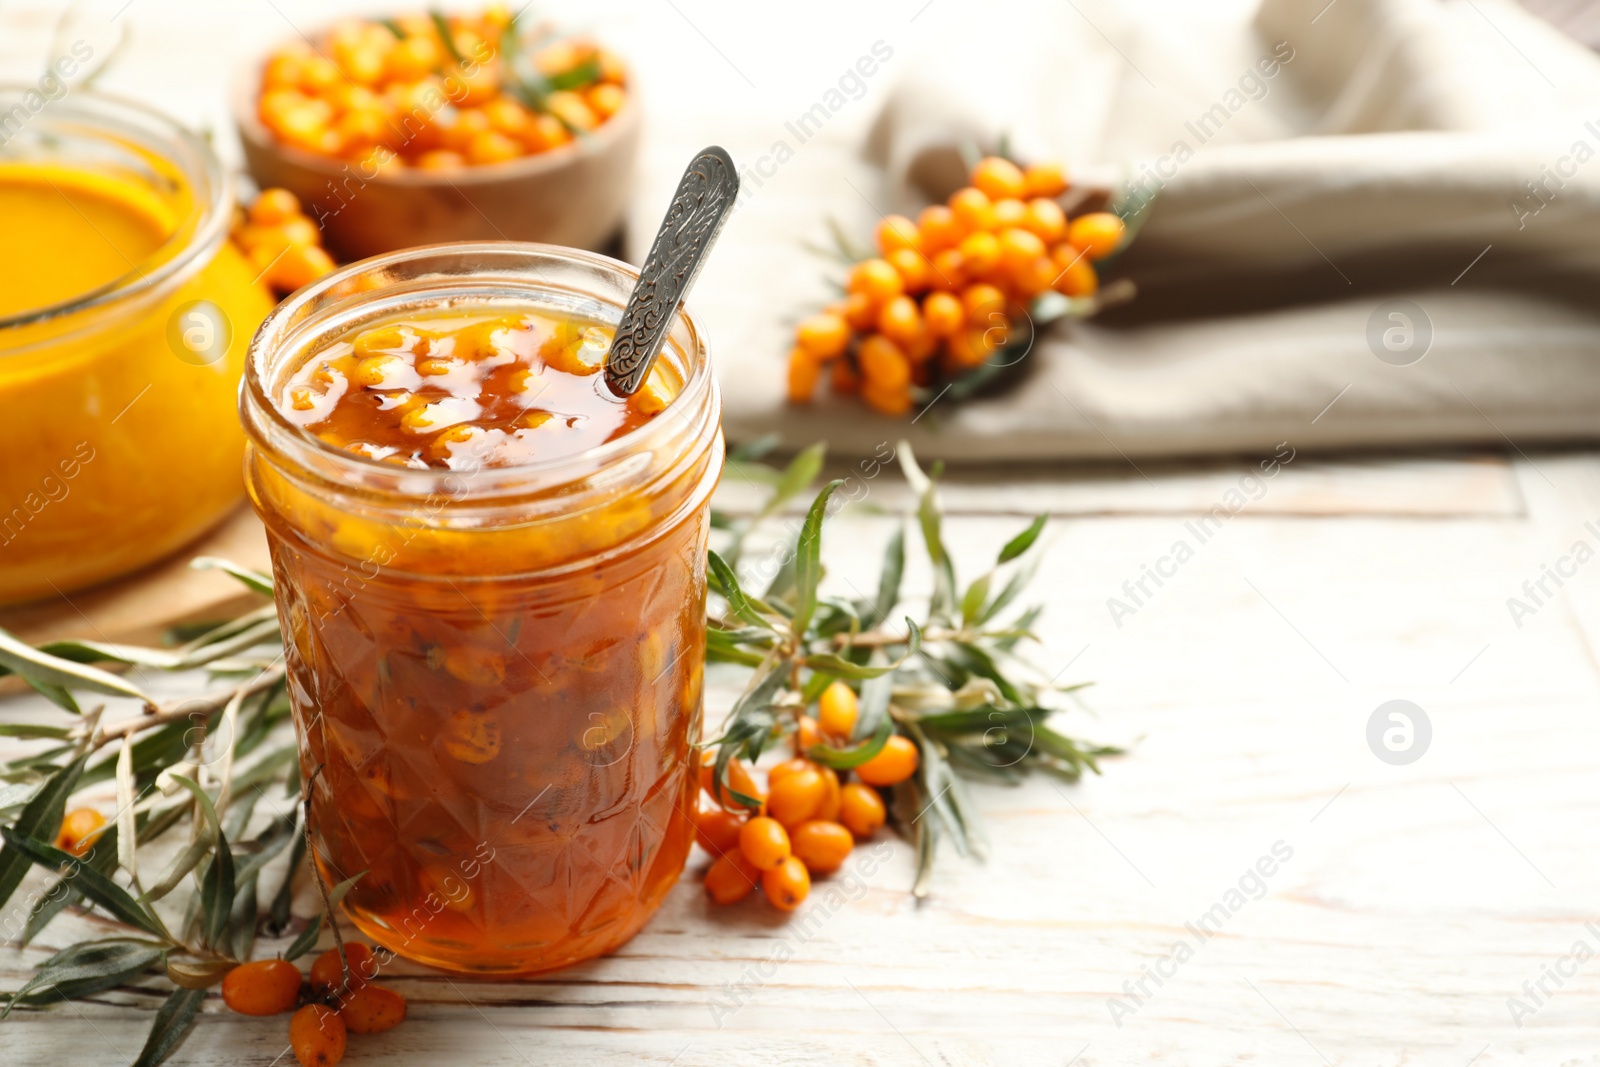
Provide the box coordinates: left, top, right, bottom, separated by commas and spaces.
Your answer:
6, 446, 1600, 1065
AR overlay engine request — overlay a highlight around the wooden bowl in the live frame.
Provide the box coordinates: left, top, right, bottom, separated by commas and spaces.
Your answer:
233, 62, 640, 261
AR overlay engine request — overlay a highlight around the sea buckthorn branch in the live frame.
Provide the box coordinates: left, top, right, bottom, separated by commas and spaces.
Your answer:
703, 440, 1118, 896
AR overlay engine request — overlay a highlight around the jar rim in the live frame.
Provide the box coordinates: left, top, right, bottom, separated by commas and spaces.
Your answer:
241, 240, 716, 495
0, 84, 232, 332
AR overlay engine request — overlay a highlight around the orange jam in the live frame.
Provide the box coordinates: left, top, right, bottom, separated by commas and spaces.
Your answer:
243, 245, 721, 976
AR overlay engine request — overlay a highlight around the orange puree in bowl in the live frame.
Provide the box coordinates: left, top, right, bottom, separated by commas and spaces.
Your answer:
0, 158, 274, 604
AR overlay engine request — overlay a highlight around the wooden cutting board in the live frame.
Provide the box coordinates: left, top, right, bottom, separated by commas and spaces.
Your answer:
0, 504, 273, 647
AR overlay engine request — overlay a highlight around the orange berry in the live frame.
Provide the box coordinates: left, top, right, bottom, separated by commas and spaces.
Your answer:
1067, 212, 1126, 261
310, 944, 377, 994
792, 820, 854, 875
787, 347, 821, 404
738, 816, 792, 871
587, 82, 627, 119
416, 149, 466, 171
1051, 245, 1099, 297
766, 768, 828, 829
856, 734, 920, 786
249, 188, 303, 227
839, 782, 887, 838
922, 291, 964, 338
796, 714, 822, 753
796, 312, 851, 359
948, 187, 995, 234
926, 249, 966, 291
222, 959, 303, 1016
997, 227, 1047, 272
858, 334, 910, 390
268, 244, 337, 293
861, 380, 913, 416
842, 291, 876, 332
876, 214, 921, 255
1023, 161, 1069, 198
961, 283, 1007, 321
991, 197, 1027, 230
695, 806, 746, 856
762, 856, 811, 910
917, 204, 962, 253
337, 983, 407, 1034
814, 763, 842, 822
957, 231, 1001, 277
876, 295, 922, 348
847, 258, 904, 304
54, 808, 106, 857
971, 156, 1026, 200
767, 757, 822, 788
817, 680, 858, 739
1012, 255, 1058, 299
700, 751, 764, 810
830, 356, 861, 395
466, 130, 524, 165
1023, 198, 1067, 243
886, 248, 930, 293
705, 850, 761, 904
290, 1004, 346, 1067
945, 327, 998, 370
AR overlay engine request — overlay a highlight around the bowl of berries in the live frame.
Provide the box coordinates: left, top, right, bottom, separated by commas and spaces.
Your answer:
234, 7, 640, 261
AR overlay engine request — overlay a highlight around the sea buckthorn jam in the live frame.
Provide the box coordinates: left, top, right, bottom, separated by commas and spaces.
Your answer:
242, 245, 721, 975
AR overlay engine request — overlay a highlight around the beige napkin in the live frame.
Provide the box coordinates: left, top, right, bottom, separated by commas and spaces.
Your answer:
635, 0, 1600, 461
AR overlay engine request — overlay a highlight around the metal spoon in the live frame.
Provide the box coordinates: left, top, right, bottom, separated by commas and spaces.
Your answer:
603, 146, 740, 396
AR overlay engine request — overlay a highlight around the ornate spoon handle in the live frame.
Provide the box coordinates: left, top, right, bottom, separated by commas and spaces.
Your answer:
604, 146, 739, 396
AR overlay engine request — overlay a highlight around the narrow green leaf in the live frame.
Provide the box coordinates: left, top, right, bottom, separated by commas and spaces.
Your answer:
0, 724, 72, 740
266, 827, 305, 937
284, 870, 366, 961
870, 524, 905, 625
429, 9, 467, 65
998, 514, 1048, 564
189, 557, 273, 596
758, 441, 826, 520
960, 573, 992, 628
230, 874, 259, 961
805, 711, 893, 770
0, 753, 85, 913
132, 986, 206, 1067
200, 836, 235, 949
792, 479, 845, 637
979, 553, 1042, 626
2, 940, 164, 1019
0, 827, 160, 935
707, 551, 777, 632
23, 823, 119, 944
545, 56, 601, 91
0, 625, 150, 703
23, 679, 80, 714
727, 433, 781, 462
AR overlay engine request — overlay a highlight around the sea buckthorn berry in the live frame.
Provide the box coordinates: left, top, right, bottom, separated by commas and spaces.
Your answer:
250, 188, 303, 226
587, 82, 627, 119
796, 312, 850, 359
997, 227, 1047, 272
54, 808, 105, 856
842, 291, 876, 331
886, 248, 930, 292
1013, 256, 1058, 299
417, 149, 466, 171
971, 156, 1026, 200
1023, 161, 1069, 198
876, 296, 923, 348
792, 820, 854, 874
695, 806, 746, 856
815, 764, 842, 822
766, 768, 827, 828
876, 214, 921, 255
705, 850, 760, 904
957, 231, 1001, 277
917, 204, 962, 253
926, 249, 966, 292
762, 856, 811, 910
767, 757, 822, 788
795, 715, 822, 753
738, 816, 792, 871
817, 681, 858, 739
387, 35, 442, 80
788, 348, 821, 404
311, 943, 378, 994
991, 197, 1027, 231
1051, 245, 1099, 297
1067, 212, 1127, 261
290, 1004, 346, 1067
222, 959, 303, 1016
268, 244, 336, 293
338, 983, 407, 1034
948, 187, 995, 234
1023, 198, 1067, 243
441, 710, 503, 764
961, 283, 1007, 321
467, 130, 524, 165
858, 335, 910, 391
701, 751, 764, 810
839, 782, 887, 838
848, 258, 904, 305
922, 291, 964, 338
352, 354, 406, 389
830, 356, 860, 395
861, 380, 913, 416
855, 734, 920, 786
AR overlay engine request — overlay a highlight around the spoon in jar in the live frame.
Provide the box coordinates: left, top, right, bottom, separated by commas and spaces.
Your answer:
603, 146, 740, 397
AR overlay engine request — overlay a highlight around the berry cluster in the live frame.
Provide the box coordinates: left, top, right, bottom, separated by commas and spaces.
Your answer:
788, 156, 1126, 415
232, 187, 337, 294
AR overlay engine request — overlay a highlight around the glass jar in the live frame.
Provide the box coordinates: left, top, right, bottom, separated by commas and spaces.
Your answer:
0, 87, 274, 604
241, 244, 722, 975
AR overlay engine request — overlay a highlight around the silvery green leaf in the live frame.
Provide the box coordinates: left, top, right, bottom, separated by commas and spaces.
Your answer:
0, 625, 150, 703
189, 557, 273, 596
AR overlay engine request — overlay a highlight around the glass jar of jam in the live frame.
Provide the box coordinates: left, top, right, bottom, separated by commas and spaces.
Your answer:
240, 244, 722, 975
0, 87, 275, 603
